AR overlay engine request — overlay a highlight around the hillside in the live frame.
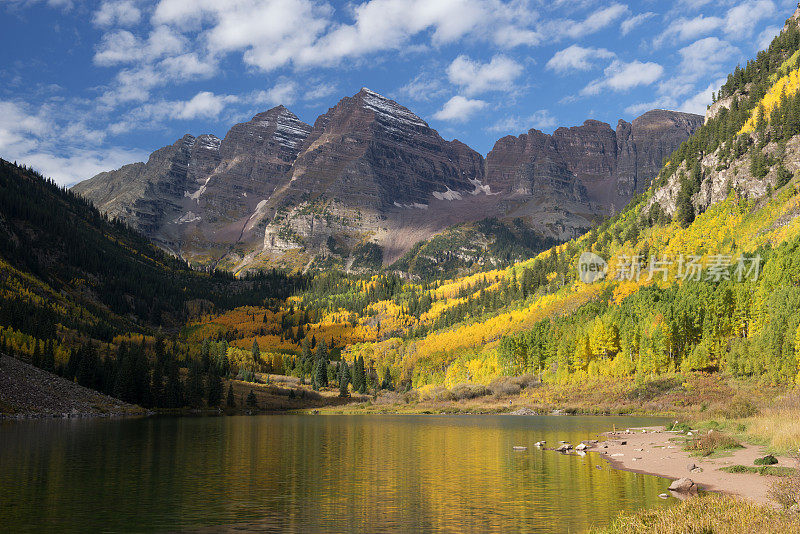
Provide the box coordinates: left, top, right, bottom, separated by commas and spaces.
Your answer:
188, 8, 800, 406
0, 159, 304, 412
73, 90, 700, 276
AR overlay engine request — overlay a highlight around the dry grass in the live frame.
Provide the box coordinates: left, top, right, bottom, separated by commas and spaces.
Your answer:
769, 457, 800, 509
685, 431, 743, 457
745, 390, 800, 453
591, 493, 800, 533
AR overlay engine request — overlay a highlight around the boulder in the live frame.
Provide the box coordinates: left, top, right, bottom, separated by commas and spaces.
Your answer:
575, 443, 588, 451
555, 444, 573, 452
668, 477, 698, 494
687, 463, 696, 472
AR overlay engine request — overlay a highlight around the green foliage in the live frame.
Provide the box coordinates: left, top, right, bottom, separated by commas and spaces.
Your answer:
245, 389, 257, 408
755, 454, 779, 465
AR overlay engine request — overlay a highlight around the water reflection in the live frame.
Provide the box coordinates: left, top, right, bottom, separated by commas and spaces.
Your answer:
0, 415, 673, 533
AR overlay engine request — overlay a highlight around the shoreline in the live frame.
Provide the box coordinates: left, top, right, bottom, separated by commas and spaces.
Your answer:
582, 425, 794, 506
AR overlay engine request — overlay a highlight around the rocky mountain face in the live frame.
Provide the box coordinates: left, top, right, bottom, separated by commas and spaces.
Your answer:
74, 89, 701, 274
485, 110, 703, 214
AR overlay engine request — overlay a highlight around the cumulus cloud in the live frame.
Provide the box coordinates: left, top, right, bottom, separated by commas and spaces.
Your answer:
92, 1, 141, 27
561, 3, 628, 39
679, 79, 727, 115
446, 55, 522, 96
0, 99, 147, 186
94, 26, 186, 67
546, 45, 615, 73
149, 0, 549, 72
304, 82, 338, 101
654, 15, 723, 48
433, 95, 487, 122
254, 79, 298, 107
488, 109, 557, 133
678, 37, 739, 81
581, 60, 664, 96
724, 0, 776, 37
395, 73, 447, 102
757, 25, 781, 51
621, 12, 655, 36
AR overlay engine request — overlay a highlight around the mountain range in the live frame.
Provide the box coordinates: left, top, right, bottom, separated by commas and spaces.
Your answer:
73, 88, 702, 274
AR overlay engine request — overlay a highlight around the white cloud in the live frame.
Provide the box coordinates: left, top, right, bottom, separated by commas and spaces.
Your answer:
621, 12, 655, 36
725, 0, 776, 37
174, 91, 233, 120
93, 30, 141, 66
0, 99, 147, 186
93, 1, 141, 27
488, 109, 557, 133
395, 73, 447, 102
757, 25, 781, 51
150, 0, 548, 72
446, 54, 522, 96
581, 60, 664, 96
679, 78, 727, 115
679, 37, 738, 80
158, 53, 217, 79
94, 26, 186, 67
254, 79, 298, 107
304, 82, 338, 101
654, 15, 723, 48
562, 3, 628, 39
21, 148, 149, 187
433, 95, 487, 122
546, 45, 615, 73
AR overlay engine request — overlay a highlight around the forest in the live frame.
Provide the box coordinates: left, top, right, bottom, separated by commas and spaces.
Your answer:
5, 13, 800, 411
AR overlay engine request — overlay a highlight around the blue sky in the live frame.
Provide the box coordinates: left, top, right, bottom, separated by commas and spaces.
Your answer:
0, 0, 796, 186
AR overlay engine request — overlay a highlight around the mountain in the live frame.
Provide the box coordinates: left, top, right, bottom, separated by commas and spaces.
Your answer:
290, 6, 800, 393
74, 89, 701, 275
485, 110, 703, 215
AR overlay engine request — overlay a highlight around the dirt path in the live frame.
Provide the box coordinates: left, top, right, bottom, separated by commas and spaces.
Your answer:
586, 425, 794, 505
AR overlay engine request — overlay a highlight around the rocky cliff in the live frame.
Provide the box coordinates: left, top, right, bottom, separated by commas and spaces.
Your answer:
485, 110, 703, 215
74, 89, 701, 273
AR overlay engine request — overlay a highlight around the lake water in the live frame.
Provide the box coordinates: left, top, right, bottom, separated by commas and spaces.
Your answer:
0, 414, 673, 533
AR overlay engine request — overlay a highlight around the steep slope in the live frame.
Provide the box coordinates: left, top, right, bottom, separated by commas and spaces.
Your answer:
326, 7, 800, 390
74, 107, 312, 264
0, 159, 301, 340
485, 110, 703, 215
74, 90, 700, 275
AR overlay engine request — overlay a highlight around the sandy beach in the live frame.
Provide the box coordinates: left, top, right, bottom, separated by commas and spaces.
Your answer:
583, 426, 795, 505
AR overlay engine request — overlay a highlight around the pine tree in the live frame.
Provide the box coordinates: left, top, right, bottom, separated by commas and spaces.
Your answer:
315, 339, 328, 387
252, 340, 261, 365
226, 383, 236, 408
207, 370, 223, 407
246, 389, 257, 408
356, 356, 367, 394
338, 361, 350, 397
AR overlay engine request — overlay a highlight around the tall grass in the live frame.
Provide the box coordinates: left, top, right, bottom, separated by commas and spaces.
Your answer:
746, 389, 800, 453
591, 493, 800, 533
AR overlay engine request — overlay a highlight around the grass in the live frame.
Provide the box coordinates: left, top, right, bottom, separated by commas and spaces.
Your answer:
590, 493, 800, 533
720, 465, 797, 477
743, 389, 800, 454
685, 431, 744, 457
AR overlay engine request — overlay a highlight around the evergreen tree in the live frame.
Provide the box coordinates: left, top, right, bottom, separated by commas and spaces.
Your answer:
246, 389, 257, 408
338, 361, 351, 397
226, 383, 236, 408
207, 370, 223, 407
